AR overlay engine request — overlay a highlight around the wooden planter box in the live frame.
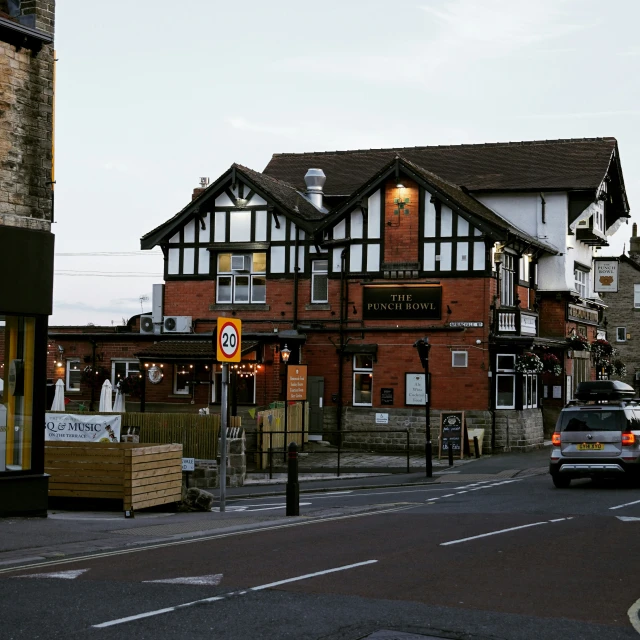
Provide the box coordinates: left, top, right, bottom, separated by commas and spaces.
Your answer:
45, 442, 183, 514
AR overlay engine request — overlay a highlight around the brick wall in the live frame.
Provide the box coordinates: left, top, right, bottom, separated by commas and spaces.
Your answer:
383, 177, 420, 264
0, 0, 54, 230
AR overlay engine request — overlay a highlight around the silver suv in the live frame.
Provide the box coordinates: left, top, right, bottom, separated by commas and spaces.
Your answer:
549, 380, 640, 488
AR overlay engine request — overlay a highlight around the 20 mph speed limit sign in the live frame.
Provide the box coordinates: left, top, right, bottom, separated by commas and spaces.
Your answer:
216, 317, 242, 362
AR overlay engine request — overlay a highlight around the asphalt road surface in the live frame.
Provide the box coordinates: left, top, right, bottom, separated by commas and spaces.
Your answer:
2, 473, 640, 640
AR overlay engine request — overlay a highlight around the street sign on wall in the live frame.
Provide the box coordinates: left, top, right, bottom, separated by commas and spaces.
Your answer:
216, 317, 242, 363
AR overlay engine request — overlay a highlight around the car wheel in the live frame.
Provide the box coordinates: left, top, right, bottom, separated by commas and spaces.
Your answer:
552, 474, 571, 488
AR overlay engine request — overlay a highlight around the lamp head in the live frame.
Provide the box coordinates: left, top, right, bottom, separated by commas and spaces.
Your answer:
281, 344, 291, 363
414, 337, 431, 368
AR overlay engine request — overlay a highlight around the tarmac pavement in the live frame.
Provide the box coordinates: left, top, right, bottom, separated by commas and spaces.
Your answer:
0, 446, 551, 571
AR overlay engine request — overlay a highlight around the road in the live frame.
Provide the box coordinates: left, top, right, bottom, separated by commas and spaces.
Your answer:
1, 472, 640, 639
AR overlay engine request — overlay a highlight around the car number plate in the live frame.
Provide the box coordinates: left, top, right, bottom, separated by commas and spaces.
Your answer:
577, 443, 604, 451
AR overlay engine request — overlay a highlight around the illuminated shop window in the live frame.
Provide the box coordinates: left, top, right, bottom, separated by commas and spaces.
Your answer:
353, 354, 373, 406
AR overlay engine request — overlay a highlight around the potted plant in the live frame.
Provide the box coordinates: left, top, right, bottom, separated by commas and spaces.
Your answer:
542, 353, 562, 376
591, 339, 616, 360
567, 333, 590, 352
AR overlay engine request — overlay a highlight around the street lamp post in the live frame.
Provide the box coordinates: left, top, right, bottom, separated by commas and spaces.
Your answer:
414, 337, 432, 478
281, 344, 291, 462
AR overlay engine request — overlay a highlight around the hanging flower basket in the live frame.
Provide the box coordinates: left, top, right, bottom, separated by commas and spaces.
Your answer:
613, 359, 627, 377
516, 352, 543, 373
542, 353, 562, 376
591, 339, 616, 360
80, 366, 111, 391
118, 374, 142, 397
567, 334, 590, 352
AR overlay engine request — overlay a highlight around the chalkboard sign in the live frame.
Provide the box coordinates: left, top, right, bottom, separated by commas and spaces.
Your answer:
438, 412, 467, 459
381, 388, 394, 405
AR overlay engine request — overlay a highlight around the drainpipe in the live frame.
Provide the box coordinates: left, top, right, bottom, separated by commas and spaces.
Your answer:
89, 339, 97, 411
337, 249, 347, 438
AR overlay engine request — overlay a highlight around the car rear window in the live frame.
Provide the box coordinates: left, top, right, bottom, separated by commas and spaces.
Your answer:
558, 410, 625, 432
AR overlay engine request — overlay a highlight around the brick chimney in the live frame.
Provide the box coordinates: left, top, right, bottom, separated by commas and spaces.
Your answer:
630, 222, 640, 259
192, 177, 209, 201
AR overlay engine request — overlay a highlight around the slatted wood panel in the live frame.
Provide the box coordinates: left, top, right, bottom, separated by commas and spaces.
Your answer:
45, 442, 183, 512
48, 412, 220, 460
256, 403, 309, 469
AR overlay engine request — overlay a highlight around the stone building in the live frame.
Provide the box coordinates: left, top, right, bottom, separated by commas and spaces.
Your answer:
0, 0, 55, 516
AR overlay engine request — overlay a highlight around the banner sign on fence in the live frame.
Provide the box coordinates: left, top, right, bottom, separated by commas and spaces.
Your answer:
45, 413, 122, 443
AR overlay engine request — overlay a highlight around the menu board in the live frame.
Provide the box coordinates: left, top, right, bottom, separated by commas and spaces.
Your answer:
438, 412, 467, 459
405, 373, 426, 405
381, 388, 394, 405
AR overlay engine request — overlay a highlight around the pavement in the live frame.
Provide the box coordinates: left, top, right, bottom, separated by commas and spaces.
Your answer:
0, 446, 552, 571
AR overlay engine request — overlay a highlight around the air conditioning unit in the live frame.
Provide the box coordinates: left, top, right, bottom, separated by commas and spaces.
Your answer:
231, 254, 248, 271
163, 316, 192, 333
140, 315, 155, 334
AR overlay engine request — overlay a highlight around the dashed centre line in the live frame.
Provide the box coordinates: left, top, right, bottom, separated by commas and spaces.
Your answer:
426, 479, 523, 503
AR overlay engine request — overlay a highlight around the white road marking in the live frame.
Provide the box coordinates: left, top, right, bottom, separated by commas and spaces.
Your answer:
441, 517, 573, 546
14, 569, 89, 580
617, 516, 640, 522
609, 498, 640, 511
456, 491, 468, 494
442, 494, 455, 498
93, 560, 377, 628
144, 574, 223, 586
323, 491, 354, 495
0, 505, 412, 576
627, 597, 640, 635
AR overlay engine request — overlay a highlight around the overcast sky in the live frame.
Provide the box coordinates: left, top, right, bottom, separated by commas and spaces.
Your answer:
52, 0, 640, 326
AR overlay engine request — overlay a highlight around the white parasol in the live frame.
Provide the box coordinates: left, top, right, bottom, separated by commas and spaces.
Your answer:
98, 379, 113, 412
51, 378, 65, 411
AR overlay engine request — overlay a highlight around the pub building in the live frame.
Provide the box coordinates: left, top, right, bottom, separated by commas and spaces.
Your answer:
40, 139, 630, 455
0, 2, 56, 517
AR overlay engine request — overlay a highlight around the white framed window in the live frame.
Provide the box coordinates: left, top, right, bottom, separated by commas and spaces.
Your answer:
617, 327, 627, 343
519, 255, 530, 284
173, 363, 192, 395
353, 354, 373, 406
500, 254, 515, 306
522, 374, 538, 409
66, 360, 81, 392
311, 260, 328, 303
452, 351, 468, 367
216, 252, 266, 303
574, 268, 588, 298
496, 374, 516, 409
111, 360, 140, 387
634, 284, 640, 308
496, 354, 516, 372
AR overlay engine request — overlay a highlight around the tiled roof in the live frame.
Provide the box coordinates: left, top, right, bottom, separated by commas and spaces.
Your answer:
264, 138, 618, 195
135, 340, 259, 360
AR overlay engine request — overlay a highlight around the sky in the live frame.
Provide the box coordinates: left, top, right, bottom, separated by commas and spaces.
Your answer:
51, 0, 640, 326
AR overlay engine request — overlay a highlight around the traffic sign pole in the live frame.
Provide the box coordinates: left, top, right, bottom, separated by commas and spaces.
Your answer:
220, 362, 228, 512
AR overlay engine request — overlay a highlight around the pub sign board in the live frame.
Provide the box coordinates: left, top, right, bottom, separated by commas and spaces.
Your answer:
593, 259, 619, 293
362, 286, 442, 320
438, 412, 468, 459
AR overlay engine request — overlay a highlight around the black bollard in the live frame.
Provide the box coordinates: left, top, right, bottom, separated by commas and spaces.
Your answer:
448, 438, 454, 467
286, 442, 299, 516
473, 436, 480, 459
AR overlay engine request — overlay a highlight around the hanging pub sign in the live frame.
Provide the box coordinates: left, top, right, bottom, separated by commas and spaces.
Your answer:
593, 259, 619, 293
362, 286, 442, 320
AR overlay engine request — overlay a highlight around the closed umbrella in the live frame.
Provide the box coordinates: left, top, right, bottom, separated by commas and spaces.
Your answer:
113, 385, 125, 413
51, 378, 65, 411
99, 379, 113, 412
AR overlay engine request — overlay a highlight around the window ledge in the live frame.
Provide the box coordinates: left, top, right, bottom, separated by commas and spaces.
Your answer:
305, 303, 330, 311
209, 304, 270, 311
168, 394, 191, 399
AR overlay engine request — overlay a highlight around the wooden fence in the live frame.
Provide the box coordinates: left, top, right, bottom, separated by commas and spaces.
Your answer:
255, 403, 309, 469
46, 412, 226, 460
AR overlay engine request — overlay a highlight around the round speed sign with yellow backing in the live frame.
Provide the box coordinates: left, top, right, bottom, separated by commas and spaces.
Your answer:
216, 317, 242, 363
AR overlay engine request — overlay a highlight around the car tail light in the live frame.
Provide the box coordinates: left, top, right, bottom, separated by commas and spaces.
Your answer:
552, 432, 561, 446
622, 432, 636, 446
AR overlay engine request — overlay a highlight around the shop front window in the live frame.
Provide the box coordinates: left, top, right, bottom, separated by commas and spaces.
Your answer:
1, 315, 36, 472
523, 374, 538, 409
353, 354, 373, 406
174, 363, 192, 395
496, 353, 516, 409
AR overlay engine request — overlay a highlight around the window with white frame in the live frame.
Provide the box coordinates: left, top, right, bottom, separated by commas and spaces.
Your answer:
500, 254, 515, 306
634, 284, 640, 308
174, 363, 192, 395
353, 354, 373, 406
216, 252, 266, 304
574, 268, 588, 298
495, 353, 515, 409
111, 360, 140, 388
617, 327, 627, 342
66, 360, 81, 391
522, 374, 538, 409
452, 351, 468, 367
311, 259, 328, 303
519, 255, 530, 284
